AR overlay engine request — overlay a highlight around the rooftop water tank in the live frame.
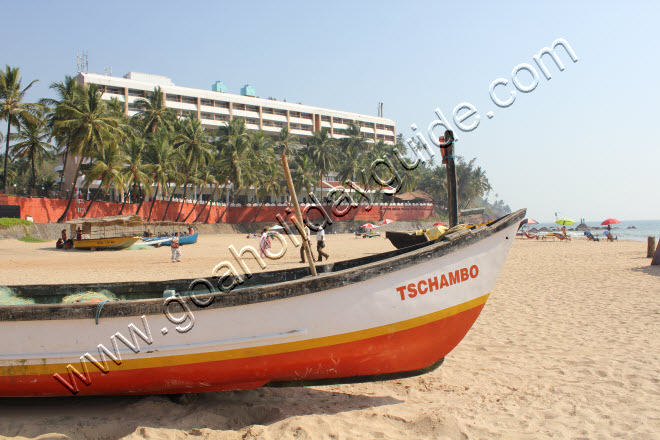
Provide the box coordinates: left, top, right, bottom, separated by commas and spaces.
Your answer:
212, 81, 227, 92
240, 84, 256, 97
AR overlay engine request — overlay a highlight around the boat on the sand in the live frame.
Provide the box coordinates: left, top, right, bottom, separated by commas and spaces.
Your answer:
0, 209, 525, 397
66, 215, 143, 251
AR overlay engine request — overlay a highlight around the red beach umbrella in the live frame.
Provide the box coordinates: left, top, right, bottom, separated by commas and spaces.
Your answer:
433, 222, 445, 226
601, 218, 621, 226
521, 218, 538, 225
380, 219, 394, 225
362, 223, 377, 229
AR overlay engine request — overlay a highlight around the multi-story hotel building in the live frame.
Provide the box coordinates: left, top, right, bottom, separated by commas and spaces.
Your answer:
58, 71, 397, 203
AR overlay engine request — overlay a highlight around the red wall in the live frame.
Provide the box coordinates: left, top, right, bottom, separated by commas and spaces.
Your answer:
2, 196, 433, 224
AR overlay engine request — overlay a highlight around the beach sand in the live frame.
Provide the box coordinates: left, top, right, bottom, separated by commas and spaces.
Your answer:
0, 236, 658, 439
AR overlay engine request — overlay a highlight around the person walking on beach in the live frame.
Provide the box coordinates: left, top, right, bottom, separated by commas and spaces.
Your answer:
299, 224, 315, 263
259, 228, 271, 258
171, 232, 181, 262
316, 225, 329, 262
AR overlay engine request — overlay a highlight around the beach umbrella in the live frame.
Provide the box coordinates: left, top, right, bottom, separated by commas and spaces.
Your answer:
433, 222, 445, 226
601, 218, 621, 226
521, 218, 538, 225
380, 219, 394, 225
555, 218, 575, 225
362, 223, 377, 229
269, 225, 284, 230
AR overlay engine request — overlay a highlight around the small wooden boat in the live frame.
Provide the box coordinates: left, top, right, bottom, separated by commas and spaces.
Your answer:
385, 230, 428, 249
142, 233, 198, 247
73, 236, 141, 250
0, 209, 524, 397
66, 215, 144, 251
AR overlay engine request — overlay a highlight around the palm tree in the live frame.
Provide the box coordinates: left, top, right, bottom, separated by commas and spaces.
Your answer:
292, 153, 317, 200
0, 65, 40, 192
183, 168, 216, 222
172, 117, 213, 221
252, 148, 283, 221
144, 132, 179, 221
81, 142, 126, 217
308, 128, 338, 202
40, 75, 79, 191
215, 119, 254, 211
132, 86, 175, 135
9, 115, 54, 193
121, 138, 153, 215
53, 84, 125, 222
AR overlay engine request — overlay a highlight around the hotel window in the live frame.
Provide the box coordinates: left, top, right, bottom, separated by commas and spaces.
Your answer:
301, 125, 312, 131
274, 121, 286, 128
274, 109, 287, 116
262, 120, 275, 126
201, 99, 214, 106
262, 107, 274, 114
215, 101, 229, 108
181, 96, 196, 104
321, 115, 330, 122
106, 86, 124, 95
166, 94, 181, 102
128, 89, 145, 97
290, 111, 301, 118
201, 112, 214, 120
301, 113, 313, 119
246, 105, 259, 112
214, 114, 229, 121
233, 104, 246, 111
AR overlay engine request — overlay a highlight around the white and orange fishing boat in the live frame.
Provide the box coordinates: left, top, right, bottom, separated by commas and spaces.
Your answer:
0, 209, 524, 397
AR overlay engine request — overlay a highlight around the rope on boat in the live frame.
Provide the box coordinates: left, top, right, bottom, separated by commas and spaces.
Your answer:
95, 300, 108, 325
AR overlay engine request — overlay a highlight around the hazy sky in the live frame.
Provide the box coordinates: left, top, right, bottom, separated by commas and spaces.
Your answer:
2, 1, 658, 221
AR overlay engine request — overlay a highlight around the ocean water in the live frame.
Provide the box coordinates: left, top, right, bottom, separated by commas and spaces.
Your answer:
528, 220, 660, 242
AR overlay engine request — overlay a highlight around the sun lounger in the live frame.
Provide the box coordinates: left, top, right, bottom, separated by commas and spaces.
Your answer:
604, 231, 618, 242
553, 233, 571, 241
584, 231, 600, 242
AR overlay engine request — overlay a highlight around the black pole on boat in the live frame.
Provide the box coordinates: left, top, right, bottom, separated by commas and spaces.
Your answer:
439, 130, 458, 227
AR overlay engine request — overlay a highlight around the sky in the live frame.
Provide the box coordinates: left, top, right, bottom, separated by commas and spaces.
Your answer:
2, 1, 659, 222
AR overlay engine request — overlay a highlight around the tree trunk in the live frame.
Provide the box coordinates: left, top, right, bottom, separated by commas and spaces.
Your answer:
175, 182, 189, 221
118, 188, 128, 215
161, 183, 178, 221
59, 144, 69, 191
3, 117, 12, 192
82, 183, 103, 217
204, 185, 224, 224
195, 184, 216, 223
147, 181, 160, 222
57, 156, 84, 223
219, 187, 234, 222
31, 153, 36, 194
183, 184, 204, 222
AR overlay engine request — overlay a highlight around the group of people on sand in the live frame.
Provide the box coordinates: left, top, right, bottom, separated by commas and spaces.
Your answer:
55, 228, 77, 249
257, 224, 329, 263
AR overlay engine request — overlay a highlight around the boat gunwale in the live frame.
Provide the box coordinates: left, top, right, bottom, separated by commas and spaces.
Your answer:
0, 209, 525, 322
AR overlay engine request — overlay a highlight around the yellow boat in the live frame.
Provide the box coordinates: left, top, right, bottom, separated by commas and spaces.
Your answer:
65, 214, 144, 251
72, 236, 141, 250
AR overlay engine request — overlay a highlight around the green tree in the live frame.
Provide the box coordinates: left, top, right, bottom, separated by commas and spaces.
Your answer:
81, 142, 126, 217
53, 84, 125, 222
0, 65, 39, 192
215, 119, 254, 211
121, 138, 153, 214
308, 128, 338, 202
40, 75, 79, 190
132, 86, 175, 135
9, 114, 54, 193
144, 132, 180, 221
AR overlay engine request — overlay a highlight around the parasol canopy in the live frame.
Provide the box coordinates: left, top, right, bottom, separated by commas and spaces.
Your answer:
521, 218, 538, 225
555, 218, 575, 226
433, 222, 445, 226
380, 219, 394, 225
362, 223, 377, 229
601, 218, 621, 226
269, 225, 284, 230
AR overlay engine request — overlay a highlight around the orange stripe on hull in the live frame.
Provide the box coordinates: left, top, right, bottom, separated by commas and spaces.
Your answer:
0, 303, 486, 397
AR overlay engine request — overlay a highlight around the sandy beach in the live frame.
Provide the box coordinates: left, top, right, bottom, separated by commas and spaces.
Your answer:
0, 235, 658, 439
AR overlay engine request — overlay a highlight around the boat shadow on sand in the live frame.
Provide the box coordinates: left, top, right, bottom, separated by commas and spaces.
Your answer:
0, 388, 402, 438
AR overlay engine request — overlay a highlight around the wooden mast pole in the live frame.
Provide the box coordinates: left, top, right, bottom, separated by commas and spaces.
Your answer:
281, 152, 317, 276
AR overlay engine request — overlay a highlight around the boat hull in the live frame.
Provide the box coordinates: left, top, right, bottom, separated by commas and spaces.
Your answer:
141, 233, 198, 246
0, 210, 523, 397
72, 236, 141, 250
386, 230, 428, 249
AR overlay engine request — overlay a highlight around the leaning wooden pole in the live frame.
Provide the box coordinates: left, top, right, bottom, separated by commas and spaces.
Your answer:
281, 152, 317, 276
441, 130, 458, 227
